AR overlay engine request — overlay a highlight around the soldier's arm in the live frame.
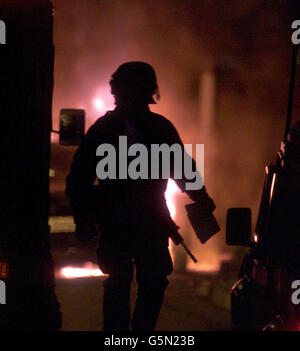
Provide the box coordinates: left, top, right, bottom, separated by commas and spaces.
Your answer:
66, 123, 100, 224
166, 120, 215, 211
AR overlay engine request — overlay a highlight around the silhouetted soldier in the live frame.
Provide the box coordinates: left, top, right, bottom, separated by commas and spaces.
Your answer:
66, 62, 216, 331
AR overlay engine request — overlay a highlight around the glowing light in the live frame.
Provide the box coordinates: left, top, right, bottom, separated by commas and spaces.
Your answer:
0, 261, 8, 279
254, 233, 258, 243
165, 179, 180, 219
93, 97, 105, 113
269, 173, 277, 204
186, 252, 232, 273
186, 261, 220, 273
60, 262, 107, 279
49, 216, 75, 233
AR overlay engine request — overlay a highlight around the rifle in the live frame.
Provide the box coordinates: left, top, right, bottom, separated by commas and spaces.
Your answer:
169, 229, 198, 263
87, 185, 198, 263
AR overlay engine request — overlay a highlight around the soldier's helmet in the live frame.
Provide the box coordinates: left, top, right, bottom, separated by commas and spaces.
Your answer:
110, 62, 160, 104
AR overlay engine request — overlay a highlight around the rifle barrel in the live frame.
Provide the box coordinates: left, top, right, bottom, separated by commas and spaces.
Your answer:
181, 242, 198, 263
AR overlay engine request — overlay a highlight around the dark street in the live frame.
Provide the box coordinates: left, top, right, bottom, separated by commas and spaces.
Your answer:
55, 274, 231, 331
51, 231, 233, 331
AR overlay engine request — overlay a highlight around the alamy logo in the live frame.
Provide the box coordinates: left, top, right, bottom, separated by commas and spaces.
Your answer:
291, 280, 300, 305
0, 280, 6, 304
95, 136, 204, 190
291, 20, 300, 45
0, 20, 6, 44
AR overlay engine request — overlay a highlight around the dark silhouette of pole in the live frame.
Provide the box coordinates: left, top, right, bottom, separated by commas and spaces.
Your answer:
0, 0, 61, 330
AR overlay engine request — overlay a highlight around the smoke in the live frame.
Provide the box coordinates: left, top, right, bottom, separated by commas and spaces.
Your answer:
51, 0, 298, 272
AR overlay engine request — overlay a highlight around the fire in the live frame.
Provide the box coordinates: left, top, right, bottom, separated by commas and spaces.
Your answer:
165, 179, 180, 262
165, 179, 229, 274
165, 179, 180, 219
60, 262, 107, 279
186, 261, 220, 273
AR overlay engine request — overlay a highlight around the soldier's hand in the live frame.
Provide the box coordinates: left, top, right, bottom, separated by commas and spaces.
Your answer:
75, 222, 98, 242
187, 186, 216, 213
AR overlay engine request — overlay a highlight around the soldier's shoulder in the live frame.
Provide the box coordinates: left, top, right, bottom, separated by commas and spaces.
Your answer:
88, 111, 116, 132
149, 112, 175, 129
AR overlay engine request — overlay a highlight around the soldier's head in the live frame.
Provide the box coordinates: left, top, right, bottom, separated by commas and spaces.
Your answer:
110, 62, 160, 106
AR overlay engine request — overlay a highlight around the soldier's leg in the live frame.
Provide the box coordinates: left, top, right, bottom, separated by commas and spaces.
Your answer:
131, 244, 173, 331
102, 270, 133, 331
97, 239, 134, 331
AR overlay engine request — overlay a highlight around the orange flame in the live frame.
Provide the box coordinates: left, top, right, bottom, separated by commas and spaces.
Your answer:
165, 179, 180, 219
60, 262, 107, 279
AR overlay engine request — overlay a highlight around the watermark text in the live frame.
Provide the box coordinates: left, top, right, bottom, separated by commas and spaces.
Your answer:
292, 20, 300, 44
0, 280, 6, 304
291, 280, 300, 304
95, 136, 204, 190
0, 20, 6, 44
